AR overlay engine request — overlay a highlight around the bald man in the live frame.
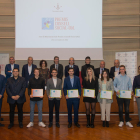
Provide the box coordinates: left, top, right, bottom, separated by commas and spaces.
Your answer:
65, 57, 79, 77
109, 59, 120, 79
95, 61, 109, 79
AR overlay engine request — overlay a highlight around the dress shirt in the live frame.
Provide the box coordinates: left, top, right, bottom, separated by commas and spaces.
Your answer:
52, 77, 57, 88
69, 65, 73, 68
100, 68, 104, 74
114, 74, 132, 93
11, 64, 14, 77
28, 65, 32, 75
115, 67, 119, 72
70, 76, 74, 87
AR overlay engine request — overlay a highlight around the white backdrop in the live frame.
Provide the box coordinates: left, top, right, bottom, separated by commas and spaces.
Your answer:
115, 51, 137, 84
0, 54, 9, 76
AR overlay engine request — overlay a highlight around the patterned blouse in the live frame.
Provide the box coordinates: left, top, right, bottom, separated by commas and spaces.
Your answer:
39, 68, 50, 85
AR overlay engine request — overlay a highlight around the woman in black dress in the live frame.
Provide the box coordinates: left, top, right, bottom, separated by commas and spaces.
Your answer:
83, 67, 98, 128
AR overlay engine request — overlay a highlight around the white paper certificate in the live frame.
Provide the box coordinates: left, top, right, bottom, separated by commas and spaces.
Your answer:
135, 89, 140, 97
32, 89, 43, 97
119, 90, 131, 99
50, 90, 61, 98
100, 90, 112, 99
67, 89, 79, 98
83, 89, 95, 97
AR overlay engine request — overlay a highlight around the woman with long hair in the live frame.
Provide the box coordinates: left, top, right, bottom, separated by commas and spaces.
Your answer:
83, 67, 98, 128
97, 70, 114, 127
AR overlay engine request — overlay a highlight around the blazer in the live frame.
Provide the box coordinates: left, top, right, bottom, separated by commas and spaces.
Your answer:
81, 64, 94, 80
95, 67, 109, 79
65, 65, 79, 77
47, 78, 62, 100
0, 74, 6, 96
6, 76, 26, 104
22, 64, 37, 87
97, 78, 114, 103
50, 64, 63, 79
5, 64, 19, 81
63, 75, 81, 97
133, 74, 140, 95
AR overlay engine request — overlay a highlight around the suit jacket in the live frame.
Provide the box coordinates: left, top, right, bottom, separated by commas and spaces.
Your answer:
5, 64, 19, 81
6, 76, 26, 104
81, 64, 94, 80
95, 67, 109, 79
65, 65, 79, 77
0, 74, 6, 96
47, 78, 62, 100
109, 66, 126, 79
22, 64, 37, 87
133, 75, 140, 95
63, 76, 81, 98
50, 64, 63, 79
97, 78, 114, 103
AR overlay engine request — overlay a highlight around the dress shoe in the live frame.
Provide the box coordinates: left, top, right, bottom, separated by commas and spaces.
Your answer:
106, 121, 109, 127
8, 123, 14, 129
56, 123, 60, 128
48, 122, 53, 128
102, 121, 105, 127
19, 122, 23, 128
75, 123, 80, 128
68, 123, 72, 128
0, 123, 4, 127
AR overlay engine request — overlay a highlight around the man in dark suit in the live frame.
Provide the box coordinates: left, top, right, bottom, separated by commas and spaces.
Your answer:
63, 68, 81, 128
81, 56, 94, 82
5, 56, 19, 81
6, 68, 26, 129
109, 59, 120, 79
47, 68, 62, 128
22, 57, 37, 87
95, 61, 109, 79
0, 66, 6, 127
50, 56, 63, 79
65, 57, 79, 77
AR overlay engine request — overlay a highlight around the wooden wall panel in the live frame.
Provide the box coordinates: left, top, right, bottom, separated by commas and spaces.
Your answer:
103, 38, 139, 50
0, 3, 14, 15
103, 15, 139, 26
103, 0, 139, 15
0, 15, 14, 27
0, 27, 14, 37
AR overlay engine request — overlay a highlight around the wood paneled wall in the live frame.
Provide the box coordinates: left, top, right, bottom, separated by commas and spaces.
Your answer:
0, 0, 140, 52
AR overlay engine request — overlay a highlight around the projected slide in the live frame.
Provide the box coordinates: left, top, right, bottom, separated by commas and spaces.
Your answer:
15, 0, 102, 60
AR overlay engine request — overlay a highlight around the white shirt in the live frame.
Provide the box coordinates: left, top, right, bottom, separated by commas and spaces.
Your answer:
69, 65, 73, 68
55, 64, 59, 70
52, 78, 57, 88
28, 65, 32, 75
11, 64, 14, 77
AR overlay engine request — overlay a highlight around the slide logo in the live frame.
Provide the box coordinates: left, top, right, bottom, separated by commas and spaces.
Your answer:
42, 18, 54, 30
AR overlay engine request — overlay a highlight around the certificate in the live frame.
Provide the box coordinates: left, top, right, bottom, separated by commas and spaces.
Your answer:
67, 89, 79, 98
135, 89, 140, 97
100, 90, 112, 99
83, 89, 95, 97
119, 90, 131, 99
50, 90, 61, 98
31, 89, 43, 97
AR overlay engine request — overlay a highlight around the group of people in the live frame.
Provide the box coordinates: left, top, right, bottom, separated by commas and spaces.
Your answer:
0, 56, 140, 129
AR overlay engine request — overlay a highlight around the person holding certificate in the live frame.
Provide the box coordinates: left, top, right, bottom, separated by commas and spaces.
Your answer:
97, 70, 114, 127
133, 66, 140, 127
27, 68, 46, 128
47, 68, 62, 128
83, 67, 98, 128
63, 67, 81, 128
114, 65, 133, 128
